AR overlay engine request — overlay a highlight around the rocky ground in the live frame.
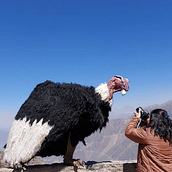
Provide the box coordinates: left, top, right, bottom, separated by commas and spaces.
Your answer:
0, 161, 137, 172
0, 150, 137, 172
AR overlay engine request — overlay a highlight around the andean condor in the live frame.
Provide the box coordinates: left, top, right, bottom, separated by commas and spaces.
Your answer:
3, 75, 129, 168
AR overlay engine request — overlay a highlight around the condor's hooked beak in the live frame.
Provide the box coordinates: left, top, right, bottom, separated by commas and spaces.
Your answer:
121, 89, 127, 96
119, 76, 129, 96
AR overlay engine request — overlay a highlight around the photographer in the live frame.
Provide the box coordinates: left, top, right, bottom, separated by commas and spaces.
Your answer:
125, 108, 172, 172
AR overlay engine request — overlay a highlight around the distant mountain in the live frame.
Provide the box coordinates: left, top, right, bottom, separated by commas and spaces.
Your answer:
110, 99, 172, 120
74, 118, 137, 162
110, 105, 135, 119
146, 99, 172, 116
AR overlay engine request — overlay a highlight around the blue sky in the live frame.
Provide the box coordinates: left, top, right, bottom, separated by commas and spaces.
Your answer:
0, 0, 172, 128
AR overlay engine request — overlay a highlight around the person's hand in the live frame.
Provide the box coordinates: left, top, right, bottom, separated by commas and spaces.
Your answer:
134, 109, 141, 118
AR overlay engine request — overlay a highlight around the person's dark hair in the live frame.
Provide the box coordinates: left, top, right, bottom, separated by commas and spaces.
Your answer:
145, 109, 172, 144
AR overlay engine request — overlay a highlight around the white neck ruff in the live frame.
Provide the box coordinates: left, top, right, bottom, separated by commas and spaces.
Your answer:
95, 83, 113, 107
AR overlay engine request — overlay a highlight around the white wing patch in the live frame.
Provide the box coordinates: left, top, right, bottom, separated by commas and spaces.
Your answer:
3, 117, 53, 167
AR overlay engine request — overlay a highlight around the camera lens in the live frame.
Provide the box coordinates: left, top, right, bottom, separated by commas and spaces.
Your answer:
136, 107, 149, 121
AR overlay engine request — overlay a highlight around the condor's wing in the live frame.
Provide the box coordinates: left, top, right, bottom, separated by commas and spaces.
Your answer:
3, 117, 53, 167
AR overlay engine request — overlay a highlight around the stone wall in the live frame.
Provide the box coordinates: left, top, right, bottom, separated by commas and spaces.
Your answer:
0, 150, 137, 172
0, 161, 137, 172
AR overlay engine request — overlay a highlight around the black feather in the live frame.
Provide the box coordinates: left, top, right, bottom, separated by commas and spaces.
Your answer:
15, 80, 111, 157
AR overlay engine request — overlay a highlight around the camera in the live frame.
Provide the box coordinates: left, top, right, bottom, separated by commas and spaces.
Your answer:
136, 107, 149, 121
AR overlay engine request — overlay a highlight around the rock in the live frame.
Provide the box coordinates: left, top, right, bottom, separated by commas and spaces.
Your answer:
0, 150, 137, 172
87, 161, 137, 172
0, 161, 137, 172
25, 156, 45, 166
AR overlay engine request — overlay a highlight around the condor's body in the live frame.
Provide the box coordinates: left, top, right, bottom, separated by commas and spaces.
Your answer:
4, 81, 110, 165
3, 76, 129, 167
